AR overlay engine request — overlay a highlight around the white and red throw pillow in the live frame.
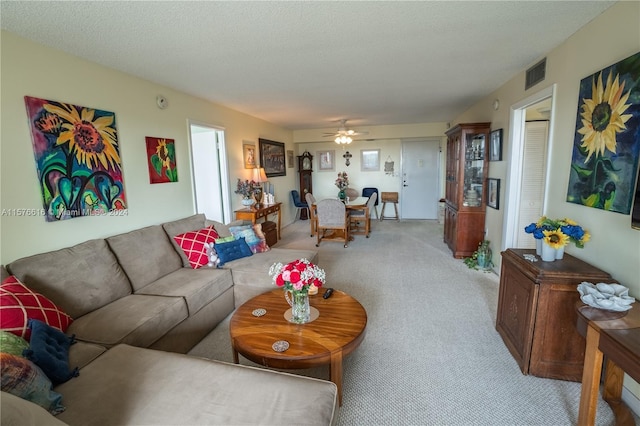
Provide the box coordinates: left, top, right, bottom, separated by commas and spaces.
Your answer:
173, 225, 220, 269
0, 276, 73, 341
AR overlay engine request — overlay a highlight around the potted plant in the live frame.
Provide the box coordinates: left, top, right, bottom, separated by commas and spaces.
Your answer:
464, 240, 493, 271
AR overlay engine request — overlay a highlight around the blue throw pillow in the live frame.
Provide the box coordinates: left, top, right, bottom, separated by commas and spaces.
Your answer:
22, 319, 79, 386
215, 237, 253, 266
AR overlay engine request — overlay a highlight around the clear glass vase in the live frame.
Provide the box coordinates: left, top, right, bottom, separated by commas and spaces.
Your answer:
285, 290, 310, 324
476, 243, 492, 270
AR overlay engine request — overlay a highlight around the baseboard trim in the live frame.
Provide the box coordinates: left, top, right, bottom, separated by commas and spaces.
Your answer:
622, 385, 640, 418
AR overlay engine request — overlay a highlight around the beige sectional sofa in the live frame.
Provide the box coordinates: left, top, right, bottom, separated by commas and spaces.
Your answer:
1, 214, 338, 425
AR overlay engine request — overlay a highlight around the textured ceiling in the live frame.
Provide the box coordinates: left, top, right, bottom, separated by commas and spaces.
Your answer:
1, 1, 614, 130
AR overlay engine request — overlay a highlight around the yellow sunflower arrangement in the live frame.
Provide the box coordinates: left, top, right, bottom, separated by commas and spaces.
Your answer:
542, 229, 570, 249
525, 216, 590, 248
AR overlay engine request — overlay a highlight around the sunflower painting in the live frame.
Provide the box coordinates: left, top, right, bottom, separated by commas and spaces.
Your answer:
145, 137, 177, 184
24, 96, 127, 221
567, 51, 640, 214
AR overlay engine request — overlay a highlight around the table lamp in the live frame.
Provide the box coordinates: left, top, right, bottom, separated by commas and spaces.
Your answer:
253, 167, 267, 207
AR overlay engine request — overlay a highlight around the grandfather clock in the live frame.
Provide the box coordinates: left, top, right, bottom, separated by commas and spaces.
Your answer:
297, 151, 313, 220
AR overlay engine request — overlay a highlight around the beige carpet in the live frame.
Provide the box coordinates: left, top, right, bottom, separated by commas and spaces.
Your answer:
189, 219, 619, 425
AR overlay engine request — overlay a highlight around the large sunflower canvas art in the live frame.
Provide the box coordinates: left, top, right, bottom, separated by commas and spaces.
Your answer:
567, 51, 640, 214
24, 96, 128, 221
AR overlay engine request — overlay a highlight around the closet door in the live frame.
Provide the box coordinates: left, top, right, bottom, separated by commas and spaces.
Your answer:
515, 121, 549, 248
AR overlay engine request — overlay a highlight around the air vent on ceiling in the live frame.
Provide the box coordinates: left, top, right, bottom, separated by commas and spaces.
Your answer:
526, 58, 546, 90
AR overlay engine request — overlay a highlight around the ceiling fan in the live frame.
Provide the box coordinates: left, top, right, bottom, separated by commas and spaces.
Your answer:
323, 119, 368, 144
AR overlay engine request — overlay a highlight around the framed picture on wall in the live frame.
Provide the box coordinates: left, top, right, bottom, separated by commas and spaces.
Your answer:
287, 150, 294, 168
361, 149, 380, 171
317, 150, 335, 171
487, 178, 500, 209
243, 141, 257, 169
490, 129, 503, 161
259, 138, 286, 177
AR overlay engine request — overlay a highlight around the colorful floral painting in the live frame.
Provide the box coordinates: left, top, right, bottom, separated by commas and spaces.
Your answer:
24, 96, 127, 221
566, 51, 640, 214
145, 137, 177, 184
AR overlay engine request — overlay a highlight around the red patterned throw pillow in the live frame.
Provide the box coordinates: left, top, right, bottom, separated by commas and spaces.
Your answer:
173, 225, 220, 269
0, 276, 73, 340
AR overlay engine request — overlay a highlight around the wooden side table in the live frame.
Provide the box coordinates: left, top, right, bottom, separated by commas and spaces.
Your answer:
496, 249, 613, 381
234, 202, 282, 241
576, 302, 640, 426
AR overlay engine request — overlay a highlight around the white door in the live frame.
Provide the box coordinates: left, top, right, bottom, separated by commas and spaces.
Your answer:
515, 120, 550, 248
503, 85, 555, 251
400, 139, 440, 219
189, 123, 231, 224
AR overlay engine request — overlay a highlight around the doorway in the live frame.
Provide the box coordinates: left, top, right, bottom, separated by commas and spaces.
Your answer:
188, 122, 231, 224
400, 139, 440, 219
502, 85, 556, 251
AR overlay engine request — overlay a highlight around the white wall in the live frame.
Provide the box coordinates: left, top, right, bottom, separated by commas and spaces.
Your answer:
454, 1, 640, 401
0, 31, 296, 264
293, 122, 449, 204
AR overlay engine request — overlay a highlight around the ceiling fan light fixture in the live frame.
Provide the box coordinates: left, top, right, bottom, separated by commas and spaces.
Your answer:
335, 136, 352, 144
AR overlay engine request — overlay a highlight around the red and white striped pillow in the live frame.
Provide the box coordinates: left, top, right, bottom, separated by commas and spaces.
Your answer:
0, 276, 73, 341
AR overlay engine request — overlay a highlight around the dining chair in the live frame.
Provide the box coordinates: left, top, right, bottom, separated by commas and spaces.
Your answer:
315, 199, 350, 248
362, 187, 379, 219
350, 192, 377, 238
345, 188, 359, 202
290, 190, 309, 221
305, 192, 317, 237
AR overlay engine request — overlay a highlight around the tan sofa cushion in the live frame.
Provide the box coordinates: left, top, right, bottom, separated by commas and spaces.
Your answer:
0, 391, 68, 426
7, 239, 132, 319
55, 344, 338, 426
68, 295, 187, 348
135, 267, 233, 315
106, 225, 182, 291
68, 341, 107, 370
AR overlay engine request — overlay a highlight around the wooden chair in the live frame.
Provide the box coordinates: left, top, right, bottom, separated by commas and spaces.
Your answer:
305, 192, 317, 237
345, 188, 359, 202
315, 199, 350, 248
350, 192, 377, 238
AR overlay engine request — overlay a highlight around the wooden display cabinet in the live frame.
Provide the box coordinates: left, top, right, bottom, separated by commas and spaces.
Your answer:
496, 249, 613, 382
444, 123, 490, 258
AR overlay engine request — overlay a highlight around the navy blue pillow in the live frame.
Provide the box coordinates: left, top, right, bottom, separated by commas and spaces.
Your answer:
22, 319, 79, 386
215, 237, 253, 266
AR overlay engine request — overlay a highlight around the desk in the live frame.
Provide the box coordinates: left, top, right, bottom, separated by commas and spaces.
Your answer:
576, 302, 640, 426
234, 203, 282, 241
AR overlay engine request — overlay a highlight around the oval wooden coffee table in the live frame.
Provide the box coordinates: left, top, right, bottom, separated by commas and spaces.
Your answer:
229, 288, 367, 405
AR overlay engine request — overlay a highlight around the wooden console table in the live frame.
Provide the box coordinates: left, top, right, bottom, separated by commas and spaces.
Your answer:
576, 302, 640, 426
234, 202, 282, 241
496, 249, 613, 381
